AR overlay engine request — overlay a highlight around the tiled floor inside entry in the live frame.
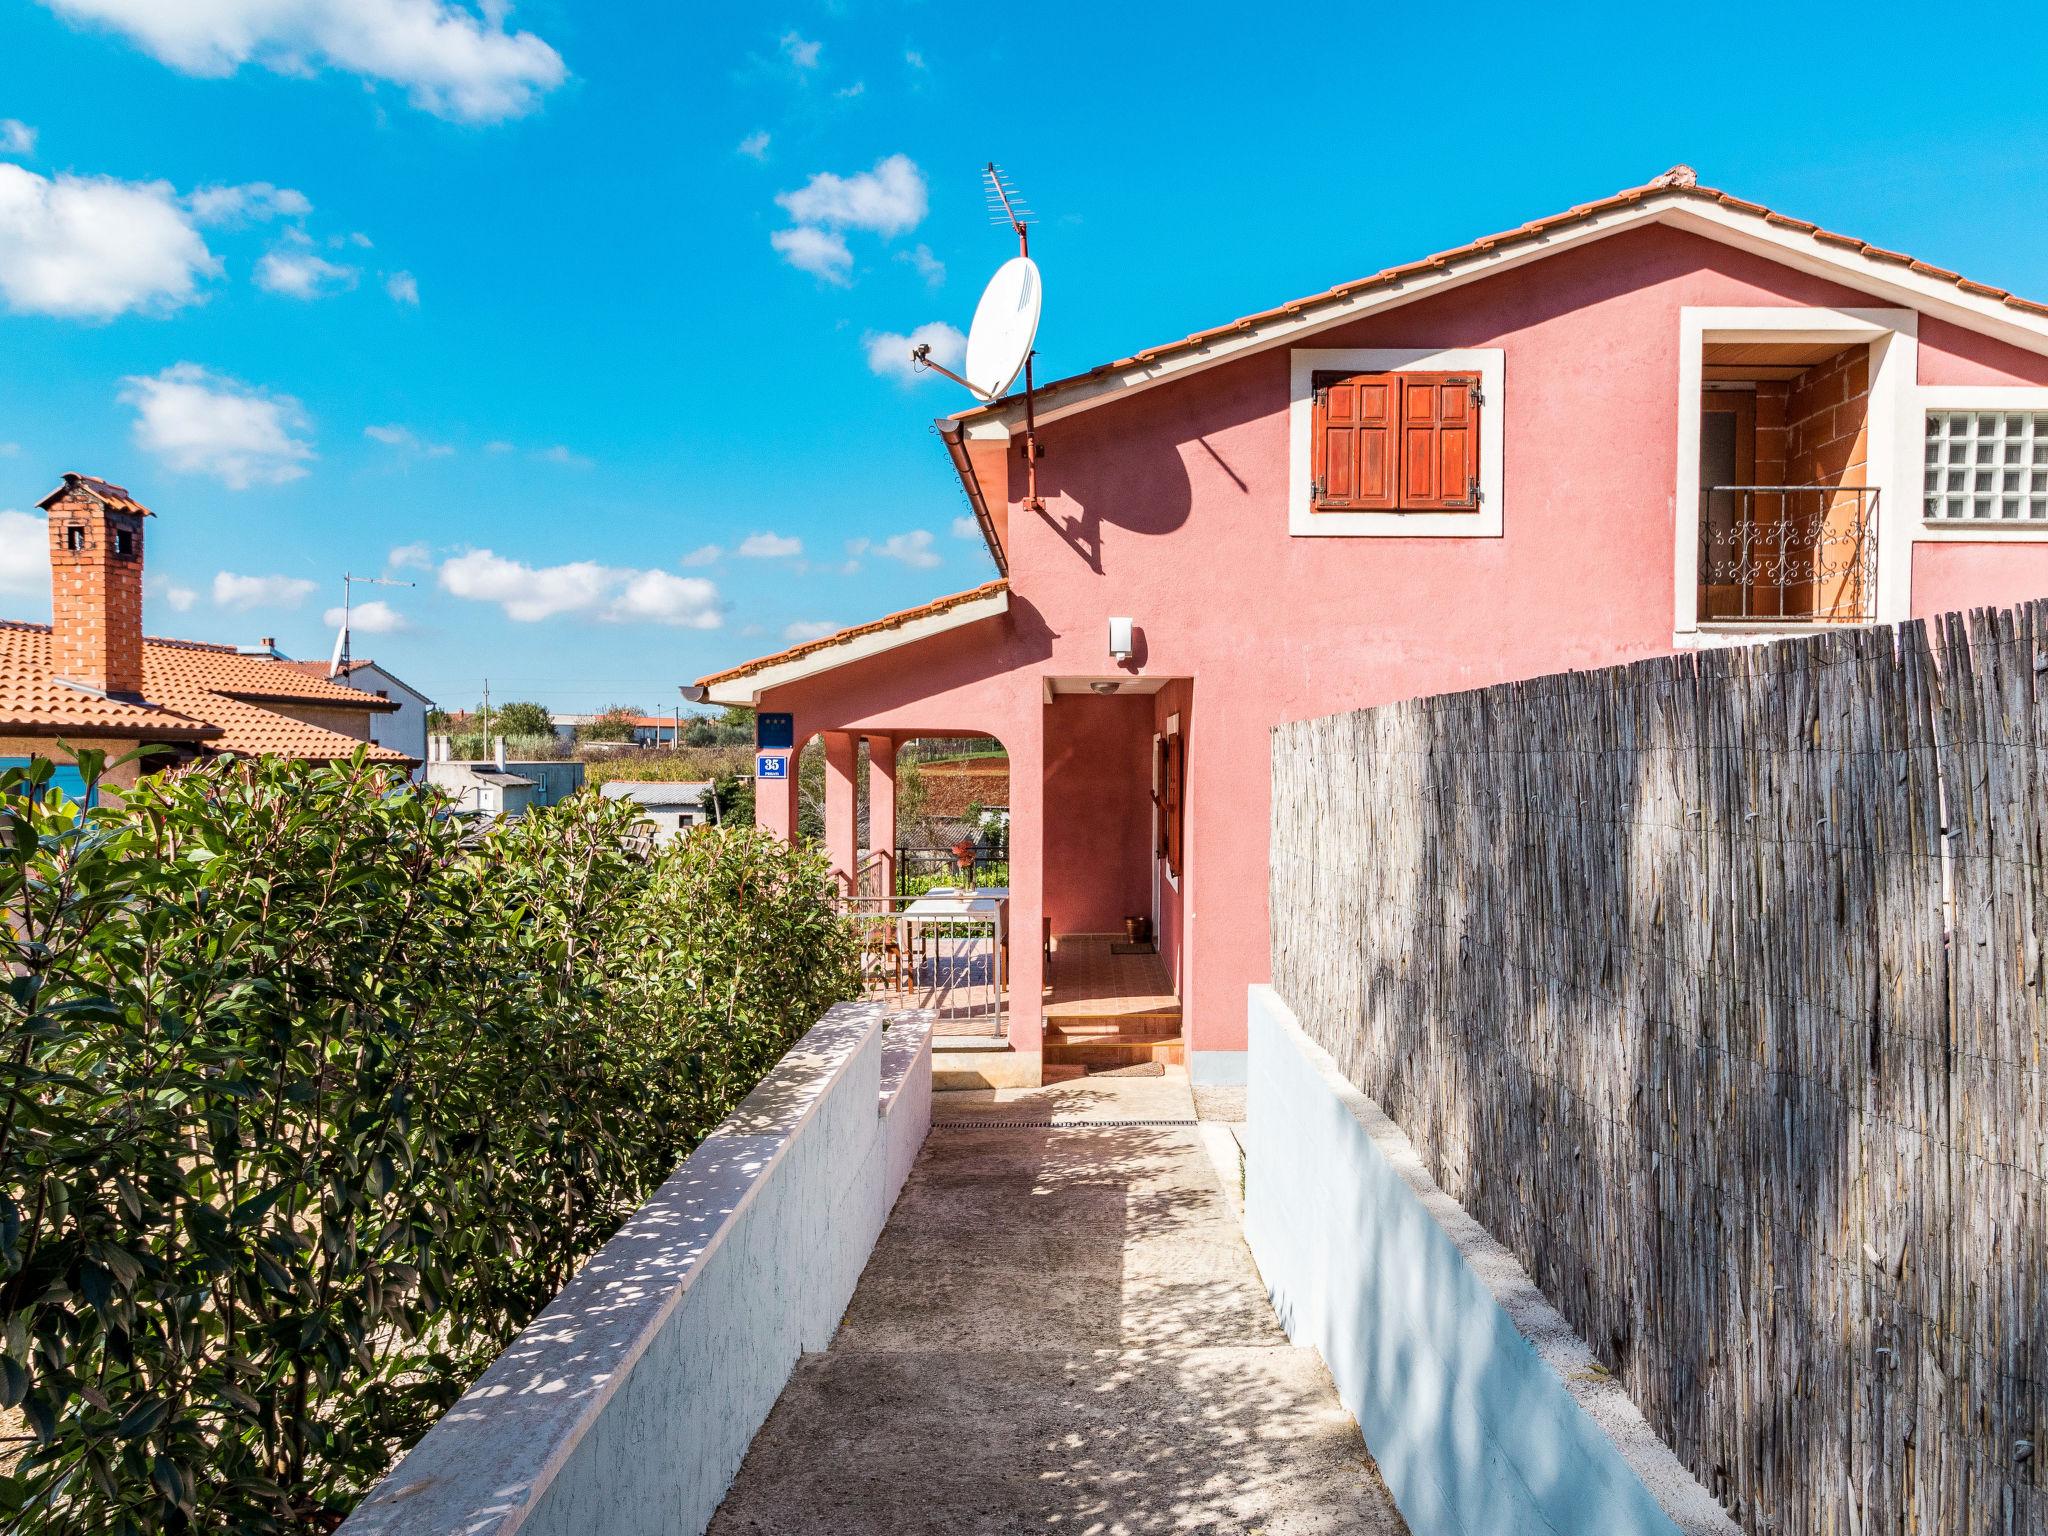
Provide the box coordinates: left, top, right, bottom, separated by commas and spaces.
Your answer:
707, 1069, 1407, 1535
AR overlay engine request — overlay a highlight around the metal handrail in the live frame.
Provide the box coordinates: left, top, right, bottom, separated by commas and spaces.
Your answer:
1698, 484, 1879, 624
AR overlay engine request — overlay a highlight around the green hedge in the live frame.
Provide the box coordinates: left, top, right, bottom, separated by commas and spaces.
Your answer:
0, 751, 859, 1533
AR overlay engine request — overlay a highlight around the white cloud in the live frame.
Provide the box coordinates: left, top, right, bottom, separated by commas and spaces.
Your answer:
848, 529, 941, 569
609, 570, 722, 629
0, 443, 19, 457
439, 548, 722, 628
735, 531, 802, 559
783, 620, 836, 643
0, 510, 47, 595
681, 543, 721, 566
0, 164, 218, 318
365, 422, 452, 457
41, 0, 568, 124
905, 49, 926, 70
185, 180, 310, 224
951, 515, 980, 540
214, 571, 316, 610
147, 573, 198, 612
385, 269, 419, 304
0, 120, 36, 156
387, 541, 432, 569
769, 225, 851, 284
835, 81, 864, 100
323, 598, 408, 633
780, 31, 820, 69
483, 439, 515, 454
898, 243, 943, 287
737, 130, 770, 160
535, 443, 592, 469
866, 320, 965, 383
440, 549, 609, 621
122, 363, 315, 489
256, 240, 358, 299
775, 154, 926, 236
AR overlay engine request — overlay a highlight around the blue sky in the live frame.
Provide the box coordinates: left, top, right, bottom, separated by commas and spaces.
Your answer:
2, 1, 2046, 714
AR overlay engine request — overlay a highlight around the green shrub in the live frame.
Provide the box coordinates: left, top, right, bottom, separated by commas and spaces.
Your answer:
0, 751, 858, 1532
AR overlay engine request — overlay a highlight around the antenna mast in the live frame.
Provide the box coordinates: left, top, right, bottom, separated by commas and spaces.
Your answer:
908, 163, 1047, 513
983, 162, 1045, 512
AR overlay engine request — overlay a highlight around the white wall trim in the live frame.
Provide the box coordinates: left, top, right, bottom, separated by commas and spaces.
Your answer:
1288, 348, 1505, 539
1915, 386, 2048, 541
703, 589, 1010, 707
1673, 307, 1917, 643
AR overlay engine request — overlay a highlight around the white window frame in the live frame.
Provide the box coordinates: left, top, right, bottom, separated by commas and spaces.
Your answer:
1289, 347, 1505, 538
1674, 307, 1918, 643
1915, 387, 2048, 541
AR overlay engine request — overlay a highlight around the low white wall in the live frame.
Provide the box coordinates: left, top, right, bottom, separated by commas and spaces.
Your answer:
1244, 986, 1737, 1536
341, 1000, 933, 1536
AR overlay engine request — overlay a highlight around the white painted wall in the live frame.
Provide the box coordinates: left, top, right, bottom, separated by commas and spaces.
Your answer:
339, 1002, 932, 1536
1243, 986, 1737, 1536
348, 661, 433, 778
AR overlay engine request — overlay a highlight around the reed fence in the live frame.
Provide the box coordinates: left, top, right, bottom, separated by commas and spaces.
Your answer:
1270, 600, 2046, 1533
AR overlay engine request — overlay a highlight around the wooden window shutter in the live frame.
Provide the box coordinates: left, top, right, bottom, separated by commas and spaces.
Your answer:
1162, 730, 1185, 877
1395, 373, 1482, 511
1310, 371, 1398, 511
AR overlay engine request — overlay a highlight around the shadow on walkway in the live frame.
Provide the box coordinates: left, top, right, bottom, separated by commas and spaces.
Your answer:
709, 1071, 1406, 1535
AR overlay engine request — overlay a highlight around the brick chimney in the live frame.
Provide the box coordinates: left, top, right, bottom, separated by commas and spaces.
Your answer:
37, 473, 150, 698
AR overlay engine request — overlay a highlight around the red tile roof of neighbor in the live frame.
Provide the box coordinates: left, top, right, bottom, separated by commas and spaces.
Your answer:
950, 165, 2048, 423
0, 624, 410, 763
694, 580, 1010, 689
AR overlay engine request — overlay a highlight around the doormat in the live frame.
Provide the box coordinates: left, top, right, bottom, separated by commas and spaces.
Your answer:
1089, 1061, 1165, 1078
1110, 942, 1157, 956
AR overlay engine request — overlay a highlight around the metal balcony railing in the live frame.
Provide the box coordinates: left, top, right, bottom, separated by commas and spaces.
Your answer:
1698, 485, 1879, 624
842, 889, 1008, 1038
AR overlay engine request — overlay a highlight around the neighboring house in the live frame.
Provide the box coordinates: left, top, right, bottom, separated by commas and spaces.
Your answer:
0, 474, 410, 792
424, 736, 585, 818
552, 712, 682, 747
283, 658, 434, 777
695, 166, 2048, 1088
599, 780, 714, 842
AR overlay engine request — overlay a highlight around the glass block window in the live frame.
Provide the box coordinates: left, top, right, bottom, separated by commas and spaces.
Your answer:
1924, 411, 2048, 522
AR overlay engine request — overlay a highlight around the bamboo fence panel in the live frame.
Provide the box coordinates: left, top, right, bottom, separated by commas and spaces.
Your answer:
1270, 600, 2046, 1534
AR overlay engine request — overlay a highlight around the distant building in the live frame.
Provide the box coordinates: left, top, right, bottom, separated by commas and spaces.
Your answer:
0, 473, 410, 793
283, 658, 434, 778
424, 736, 585, 819
599, 779, 714, 843
552, 712, 684, 748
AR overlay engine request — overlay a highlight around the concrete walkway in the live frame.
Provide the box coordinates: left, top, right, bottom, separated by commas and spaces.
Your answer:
709, 1069, 1406, 1535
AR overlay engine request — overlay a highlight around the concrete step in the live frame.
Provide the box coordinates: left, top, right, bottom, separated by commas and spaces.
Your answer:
1045, 1015, 1181, 1042
1043, 1034, 1186, 1071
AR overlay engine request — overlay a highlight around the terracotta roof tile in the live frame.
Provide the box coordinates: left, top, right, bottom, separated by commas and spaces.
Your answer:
36, 473, 151, 516
952, 167, 2048, 425
695, 580, 1008, 689
0, 623, 409, 763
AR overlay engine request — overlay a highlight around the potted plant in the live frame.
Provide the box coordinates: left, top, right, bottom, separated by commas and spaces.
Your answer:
950, 836, 976, 890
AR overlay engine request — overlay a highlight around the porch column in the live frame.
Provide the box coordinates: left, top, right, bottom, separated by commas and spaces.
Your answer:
823, 730, 859, 891
866, 733, 897, 896
754, 721, 803, 845
1006, 706, 1045, 1070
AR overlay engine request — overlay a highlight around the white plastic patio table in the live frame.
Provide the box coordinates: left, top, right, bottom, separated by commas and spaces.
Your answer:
899, 888, 1008, 986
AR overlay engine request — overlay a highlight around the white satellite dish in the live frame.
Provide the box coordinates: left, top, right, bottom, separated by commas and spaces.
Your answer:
963, 255, 1041, 402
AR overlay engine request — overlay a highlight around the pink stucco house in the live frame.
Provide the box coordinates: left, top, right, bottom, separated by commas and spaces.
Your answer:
693, 165, 2048, 1088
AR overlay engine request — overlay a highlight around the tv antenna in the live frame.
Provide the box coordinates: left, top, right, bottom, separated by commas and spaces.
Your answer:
332, 572, 415, 676
912, 162, 1047, 511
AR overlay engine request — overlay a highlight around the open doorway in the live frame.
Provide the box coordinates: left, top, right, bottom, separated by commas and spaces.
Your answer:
1040, 679, 1187, 1078
1697, 341, 1878, 624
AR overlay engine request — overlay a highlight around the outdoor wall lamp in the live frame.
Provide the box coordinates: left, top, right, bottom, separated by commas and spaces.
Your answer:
1108, 616, 1135, 663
